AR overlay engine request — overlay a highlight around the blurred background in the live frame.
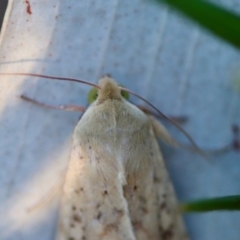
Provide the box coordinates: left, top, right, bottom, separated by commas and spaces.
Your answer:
0, 0, 7, 31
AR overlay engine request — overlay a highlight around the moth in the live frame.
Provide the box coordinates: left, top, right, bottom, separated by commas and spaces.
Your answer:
55, 75, 189, 240
2, 73, 190, 240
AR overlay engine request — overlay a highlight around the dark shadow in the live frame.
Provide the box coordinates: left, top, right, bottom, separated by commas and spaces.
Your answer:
0, 0, 8, 32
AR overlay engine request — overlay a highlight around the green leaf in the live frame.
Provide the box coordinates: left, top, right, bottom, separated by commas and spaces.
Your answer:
181, 195, 240, 212
153, 0, 240, 49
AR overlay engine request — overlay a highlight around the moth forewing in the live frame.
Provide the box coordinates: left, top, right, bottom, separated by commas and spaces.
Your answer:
56, 76, 188, 240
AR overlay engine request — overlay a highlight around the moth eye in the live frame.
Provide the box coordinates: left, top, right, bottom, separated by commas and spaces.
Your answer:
120, 86, 129, 100
88, 87, 98, 103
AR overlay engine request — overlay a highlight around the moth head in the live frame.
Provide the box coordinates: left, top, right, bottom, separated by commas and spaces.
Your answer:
87, 77, 129, 104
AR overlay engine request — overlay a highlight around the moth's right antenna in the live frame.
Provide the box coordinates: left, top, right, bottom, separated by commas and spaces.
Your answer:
121, 87, 206, 156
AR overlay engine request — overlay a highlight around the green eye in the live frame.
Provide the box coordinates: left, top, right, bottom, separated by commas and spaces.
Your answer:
120, 86, 129, 100
87, 86, 129, 103
88, 87, 98, 103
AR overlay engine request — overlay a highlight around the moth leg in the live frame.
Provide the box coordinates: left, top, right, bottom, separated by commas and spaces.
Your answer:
149, 115, 208, 159
20, 95, 85, 112
151, 116, 239, 155
231, 124, 240, 152
203, 124, 240, 154
149, 115, 180, 147
26, 175, 64, 212
137, 105, 187, 123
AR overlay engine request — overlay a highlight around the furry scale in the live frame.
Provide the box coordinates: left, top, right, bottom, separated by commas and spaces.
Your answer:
56, 76, 189, 240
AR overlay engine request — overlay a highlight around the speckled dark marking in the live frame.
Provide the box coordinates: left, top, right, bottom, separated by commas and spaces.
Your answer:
68, 237, 75, 240
89, 146, 92, 149
132, 221, 146, 234
82, 236, 86, 240
141, 206, 148, 214
113, 208, 124, 215
80, 187, 84, 191
96, 203, 101, 209
70, 223, 75, 228
97, 211, 102, 219
103, 190, 108, 196
160, 202, 167, 209
72, 205, 76, 211
153, 174, 161, 183
101, 223, 118, 236
73, 214, 81, 223
133, 185, 138, 191
162, 229, 174, 239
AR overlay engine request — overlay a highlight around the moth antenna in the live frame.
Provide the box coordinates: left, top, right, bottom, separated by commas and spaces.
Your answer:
0, 72, 100, 89
121, 87, 205, 156
2, 72, 203, 154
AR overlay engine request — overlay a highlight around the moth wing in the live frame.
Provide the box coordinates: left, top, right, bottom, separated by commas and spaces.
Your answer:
151, 116, 189, 240
123, 112, 189, 240
56, 125, 136, 240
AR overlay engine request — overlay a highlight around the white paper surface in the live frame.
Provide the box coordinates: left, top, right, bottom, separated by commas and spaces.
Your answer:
0, 0, 240, 239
